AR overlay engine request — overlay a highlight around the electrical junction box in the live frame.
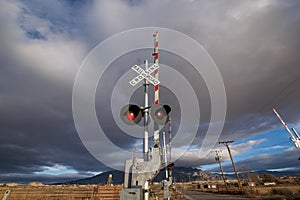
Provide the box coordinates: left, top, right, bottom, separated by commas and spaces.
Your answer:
120, 187, 143, 200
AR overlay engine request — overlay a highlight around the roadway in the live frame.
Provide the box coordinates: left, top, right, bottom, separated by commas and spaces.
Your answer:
182, 190, 251, 200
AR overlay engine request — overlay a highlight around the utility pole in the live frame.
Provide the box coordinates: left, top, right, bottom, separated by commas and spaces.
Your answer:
219, 141, 243, 192
211, 150, 227, 190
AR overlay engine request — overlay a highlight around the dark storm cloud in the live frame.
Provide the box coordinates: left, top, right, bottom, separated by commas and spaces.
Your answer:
1, 0, 300, 183
85, 0, 300, 141
0, 0, 104, 181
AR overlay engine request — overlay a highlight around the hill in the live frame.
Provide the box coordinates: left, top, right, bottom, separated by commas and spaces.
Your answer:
60, 167, 300, 185
63, 167, 221, 185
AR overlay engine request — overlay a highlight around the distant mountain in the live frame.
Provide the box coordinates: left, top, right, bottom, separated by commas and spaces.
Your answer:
165, 167, 221, 182
61, 168, 300, 185
64, 170, 124, 185
254, 170, 300, 177
62, 167, 221, 185
213, 170, 300, 180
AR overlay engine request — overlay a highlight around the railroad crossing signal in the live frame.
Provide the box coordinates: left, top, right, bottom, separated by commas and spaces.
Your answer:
129, 64, 160, 86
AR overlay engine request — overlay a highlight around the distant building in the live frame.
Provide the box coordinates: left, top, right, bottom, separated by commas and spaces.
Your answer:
5, 183, 18, 187
28, 182, 44, 187
264, 182, 276, 186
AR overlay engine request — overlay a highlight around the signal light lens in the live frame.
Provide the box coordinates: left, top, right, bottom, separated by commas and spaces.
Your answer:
156, 111, 164, 119
127, 111, 136, 121
150, 104, 171, 125
120, 104, 143, 125
120, 104, 171, 125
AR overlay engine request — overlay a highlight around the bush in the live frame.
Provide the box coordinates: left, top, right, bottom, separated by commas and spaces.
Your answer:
271, 188, 294, 199
261, 174, 278, 183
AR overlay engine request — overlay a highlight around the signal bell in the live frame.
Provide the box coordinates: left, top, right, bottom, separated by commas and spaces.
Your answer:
120, 104, 143, 125
150, 104, 171, 125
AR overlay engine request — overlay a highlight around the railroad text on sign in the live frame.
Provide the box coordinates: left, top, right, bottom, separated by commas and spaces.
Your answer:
129, 64, 160, 86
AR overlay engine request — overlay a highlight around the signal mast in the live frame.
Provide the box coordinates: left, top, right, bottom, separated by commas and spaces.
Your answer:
120, 33, 173, 200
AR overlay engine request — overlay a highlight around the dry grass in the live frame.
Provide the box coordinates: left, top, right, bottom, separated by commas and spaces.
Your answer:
0, 185, 122, 200
0, 184, 182, 200
251, 186, 300, 200
148, 183, 185, 200
188, 184, 300, 200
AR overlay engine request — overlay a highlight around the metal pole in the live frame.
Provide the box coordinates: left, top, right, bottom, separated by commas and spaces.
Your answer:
153, 32, 160, 147
291, 128, 300, 149
144, 60, 149, 161
219, 141, 243, 192
168, 117, 172, 161
292, 128, 300, 139
144, 180, 149, 200
153, 32, 159, 104
273, 108, 297, 141
144, 60, 149, 200
163, 132, 168, 179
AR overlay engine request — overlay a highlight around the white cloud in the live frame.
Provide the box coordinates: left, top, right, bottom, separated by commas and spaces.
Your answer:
172, 139, 266, 167
257, 145, 288, 151
230, 139, 266, 156
34, 164, 78, 175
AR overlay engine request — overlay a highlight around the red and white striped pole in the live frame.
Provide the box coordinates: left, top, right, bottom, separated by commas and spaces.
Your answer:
153, 32, 160, 147
168, 117, 172, 161
273, 108, 297, 141
153, 32, 159, 104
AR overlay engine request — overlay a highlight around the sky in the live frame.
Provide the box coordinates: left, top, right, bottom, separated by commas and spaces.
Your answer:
1, 0, 300, 183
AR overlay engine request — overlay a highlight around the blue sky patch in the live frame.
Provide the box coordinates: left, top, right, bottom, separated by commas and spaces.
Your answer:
26, 30, 46, 40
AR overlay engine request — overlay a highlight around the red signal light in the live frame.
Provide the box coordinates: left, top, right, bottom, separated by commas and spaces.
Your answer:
127, 111, 136, 121
120, 104, 143, 125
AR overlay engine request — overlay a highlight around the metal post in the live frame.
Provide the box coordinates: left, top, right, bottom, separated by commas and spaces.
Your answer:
219, 141, 243, 192
153, 32, 160, 147
292, 128, 300, 139
163, 132, 168, 179
168, 117, 172, 161
144, 60, 149, 161
144, 180, 149, 200
273, 108, 297, 141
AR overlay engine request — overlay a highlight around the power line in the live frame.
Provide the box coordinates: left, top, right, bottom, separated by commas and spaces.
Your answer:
231, 72, 300, 139
269, 73, 300, 109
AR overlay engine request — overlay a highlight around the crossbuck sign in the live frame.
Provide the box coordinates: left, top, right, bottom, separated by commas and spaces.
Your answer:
129, 64, 160, 86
